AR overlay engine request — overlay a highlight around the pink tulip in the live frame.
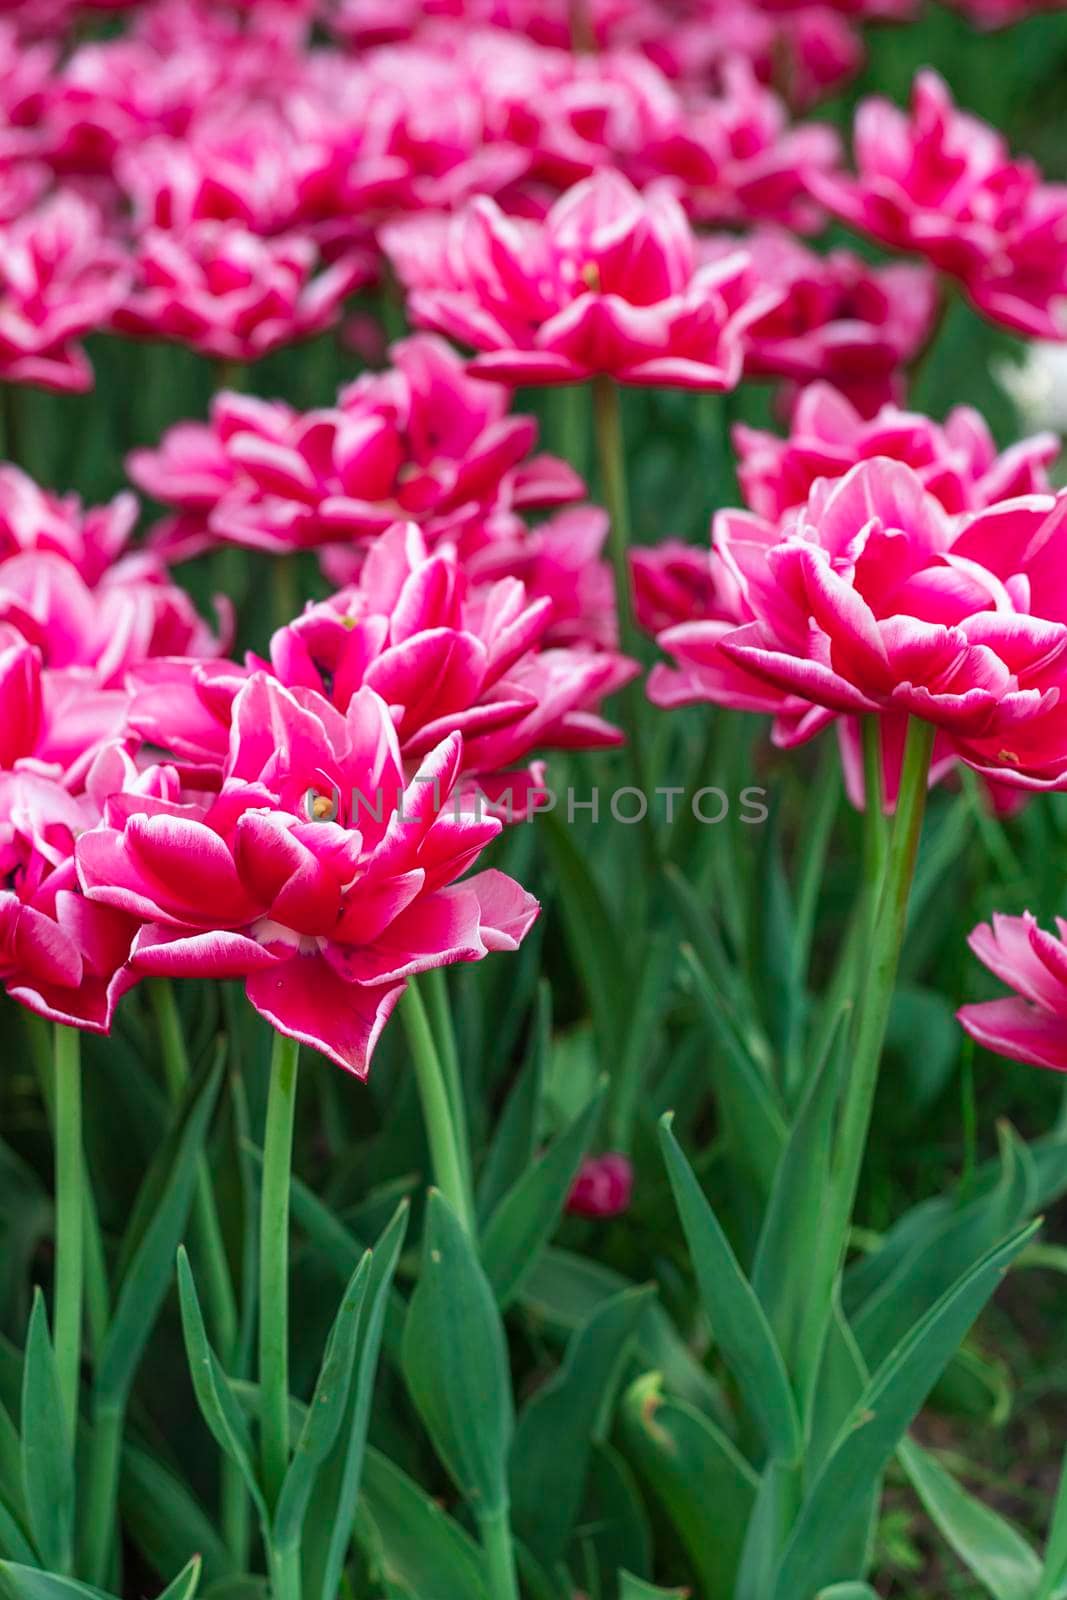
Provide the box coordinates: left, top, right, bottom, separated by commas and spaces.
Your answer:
712, 460, 1067, 786
0, 466, 138, 583
810, 70, 1067, 339
383, 169, 779, 388
959, 912, 1067, 1071
631, 539, 724, 637
459, 505, 618, 651
0, 761, 139, 1031
735, 382, 1058, 520
703, 229, 938, 416
129, 335, 584, 559
566, 1152, 634, 1217
77, 675, 540, 1074
112, 221, 371, 364
0, 191, 129, 393
128, 521, 635, 799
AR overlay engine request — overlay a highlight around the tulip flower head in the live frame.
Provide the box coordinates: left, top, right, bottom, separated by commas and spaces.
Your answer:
77, 675, 540, 1074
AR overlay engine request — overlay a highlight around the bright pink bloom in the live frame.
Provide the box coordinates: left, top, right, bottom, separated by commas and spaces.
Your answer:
0, 466, 137, 582
735, 383, 1058, 520
0, 191, 129, 393
128, 522, 634, 801
77, 675, 540, 1074
566, 1152, 633, 1217
112, 221, 371, 365
0, 755, 139, 1031
458, 506, 618, 651
631, 539, 723, 637
383, 170, 778, 388
129, 335, 584, 559
633, 59, 840, 232
958, 912, 1067, 1070
710, 459, 1067, 789
703, 229, 937, 416
810, 70, 1067, 339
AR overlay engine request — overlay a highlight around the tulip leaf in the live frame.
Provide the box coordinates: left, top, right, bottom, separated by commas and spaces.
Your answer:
772, 1220, 1039, 1599
121, 1445, 235, 1589
620, 1372, 757, 1599
618, 1577, 689, 1599
175, 1249, 269, 1531
305, 1201, 409, 1600
1038, 1434, 1067, 1599
481, 1079, 605, 1309
897, 1437, 1041, 1600
97, 1048, 224, 1406
509, 1285, 652, 1568
0, 1569, 109, 1600
359, 1449, 489, 1600
20, 1292, 73, 1576
815, 1587, 880, 1599
402, 1190, 513, 1516
476, 982, 550, 1225
678, 944, 786, 1199
155, 1557, 203, 1600
523, 1248, 730, 1423
752, 1005, 848, 1375
852, 1123, 1036, 1367
659, 1114, 801, 1463
0, 1498, 36, 1567
542, 811, 630, 1063
272, 1250, 372, 1550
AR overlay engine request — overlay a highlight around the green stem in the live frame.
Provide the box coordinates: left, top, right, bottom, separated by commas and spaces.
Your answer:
259, 1031, 300, 1511
80, 1401, 124, 1586
478, 1506, 520, 1600
422, 967, 472, 1197
798, 717, 935, 1414
399, 981, 475, 1235
273, 555, 300, 630
151, 982, 245, 1558
861, 715, 889, 902
592, 375, 638, 660
269, 1540, 302, 1600
53, 1025, 83, 1447
836, 717, 936, 1228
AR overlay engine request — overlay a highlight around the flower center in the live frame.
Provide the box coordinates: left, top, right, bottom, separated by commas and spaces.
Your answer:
303, 787, 339, 822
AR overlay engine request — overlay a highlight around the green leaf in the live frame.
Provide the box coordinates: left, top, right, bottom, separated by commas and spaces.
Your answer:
476, 983, 550, 1224
658, 1115, 801, 1463
121, 1445, 234, 1589
481, 1080, 605, 1309
772, 1221, 1039, 1599
752, 1006, 847, 1373
0, 1568, 108, 1600
618, 1576, 689, 1599
522, 1248, 730, 1423
815, 1587, 880, 1599
678, 944, 786, 1198
359, 1450, 489, 1600
542, 811, 630, 1064
20, 1292, 73, 1575
509, 1286, 652, 1568
175, 1249, 268, 1531
306, 1201, 409, 1600
97, 1050, 224, 1406
402, 1191, 512, 1515
897, 1437, 1041, 1600
155, 1557, 203, 1600
273, 1251, 372, 1550
0, 1498, 36, 1566
1038, 1432, 1067, 1598
852, 1123, 1036, 1367
620, 1372, 757, 1600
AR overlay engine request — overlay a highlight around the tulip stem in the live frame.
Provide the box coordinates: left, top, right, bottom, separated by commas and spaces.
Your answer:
400, 980, 475, 1236
592, 375, 638, 659
53, 1024, 83, 1447
478, 1505, 520, 1600
259, 1030, 300, 1510
861, 715, 889, 900
151, 981, 246, 1561
422, 967, 473, 1200
798, 717, 935, 1413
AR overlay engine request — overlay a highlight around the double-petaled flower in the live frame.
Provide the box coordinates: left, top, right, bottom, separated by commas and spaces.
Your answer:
77, 674, 540, 1074
383, 169, 779, 388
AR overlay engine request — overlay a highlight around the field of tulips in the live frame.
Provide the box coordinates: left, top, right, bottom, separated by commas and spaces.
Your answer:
8, 2, 1067, 1598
